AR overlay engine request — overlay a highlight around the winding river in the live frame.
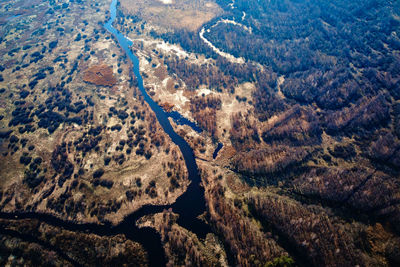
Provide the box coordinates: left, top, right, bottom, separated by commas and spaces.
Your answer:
0, 0, 213, 266
104, 0, 212, 238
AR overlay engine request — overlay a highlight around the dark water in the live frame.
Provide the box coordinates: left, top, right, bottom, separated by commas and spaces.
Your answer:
0, 210, 166, 267
213, 142, 223, 159
168, 111, 203, 133
0, 1, 212, 266
104, 0, 211, 237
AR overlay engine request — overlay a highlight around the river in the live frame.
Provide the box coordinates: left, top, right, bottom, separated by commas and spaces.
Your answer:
104, 0, 212, 238
0, 0, 213, 266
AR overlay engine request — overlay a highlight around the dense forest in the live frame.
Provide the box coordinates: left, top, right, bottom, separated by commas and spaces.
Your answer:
152, 1, 400, 265
157, 0, 399, 112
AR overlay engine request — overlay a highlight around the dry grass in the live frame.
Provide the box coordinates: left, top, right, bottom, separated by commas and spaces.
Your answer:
120, 0, 222, 31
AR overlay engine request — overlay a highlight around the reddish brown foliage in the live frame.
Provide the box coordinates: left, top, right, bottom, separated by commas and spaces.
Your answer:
83, 64, 117, 87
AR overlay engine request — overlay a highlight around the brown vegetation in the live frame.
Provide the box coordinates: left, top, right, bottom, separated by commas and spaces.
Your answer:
83, 64, 117, 87
164, 56, 237, 91
262, 105, 322, 146
160, 102, 174, 112
120, 0, 221, 32
231, 146, 311, 179
229, 112, 260, 150
190, 95, 221, 137
0, 218, 148, 266
150, 211, 224, 266
201, 167, 289, 266
247, 193, 391, 267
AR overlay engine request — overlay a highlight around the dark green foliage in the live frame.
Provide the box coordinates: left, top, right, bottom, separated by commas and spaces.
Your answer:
46, 191, 71, 213
75, 33, 82, 41
0, 130, 12, 139
75, 134, 101, 153
117, 110, 129, 120
30, 51, 44, 64
111, 124, 122, 131
51, 145, 74, 187
93, 169, 104, 179
170, 177, 179, 189
9, 135, 19, 143
135, 177, 142, 187
114, 154, 125, 165
394, 103, 400, 139
33, 157, 42, 165
19, 155, 32, 165
104, 157, 111, 166
126, 190, 137, 201
19, 90, 29, 99
37, 111, 64, 134
88, 126, 103, 136
9, 106, 33, 127
23, 169, 44, 188
99, 179, 113, 189
49, 40, 58, 49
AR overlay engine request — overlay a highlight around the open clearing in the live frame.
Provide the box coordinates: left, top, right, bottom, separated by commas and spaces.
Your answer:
120, 0, 222, 31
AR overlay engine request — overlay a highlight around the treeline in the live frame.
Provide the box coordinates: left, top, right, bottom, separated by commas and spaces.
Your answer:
190, 95, 222, 138
151, 29, 214, 59
262, 105, 322, 146
247, 192, 376, 267
231, 146, 311, 186
203, 177, 288, 266
206, 0, 400, 111
163, 56, 237, 92
229, 112, 260, 150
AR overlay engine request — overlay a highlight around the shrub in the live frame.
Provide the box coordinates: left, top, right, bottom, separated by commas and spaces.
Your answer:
93, 168, 104, 179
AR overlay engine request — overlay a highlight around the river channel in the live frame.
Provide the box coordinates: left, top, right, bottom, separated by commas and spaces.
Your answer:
0, 0, 213, 266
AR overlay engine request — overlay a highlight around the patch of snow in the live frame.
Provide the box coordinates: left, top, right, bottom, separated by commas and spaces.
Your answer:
158, 0, 172, 4
131, 37, 190, 59
198, 16, 252, 64
155, 41, 189, 58
196, 87, 213, 96
199, 27, 245, 64
162, 77, 170, 88
217, 19, 252, 33
276, 75, 286, 99
228, 0, 235, 9
173, 90, 189, 112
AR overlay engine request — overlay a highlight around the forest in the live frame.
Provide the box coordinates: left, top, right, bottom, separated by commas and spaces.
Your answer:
152, 1, 400, 265
1, 0, 400, 266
